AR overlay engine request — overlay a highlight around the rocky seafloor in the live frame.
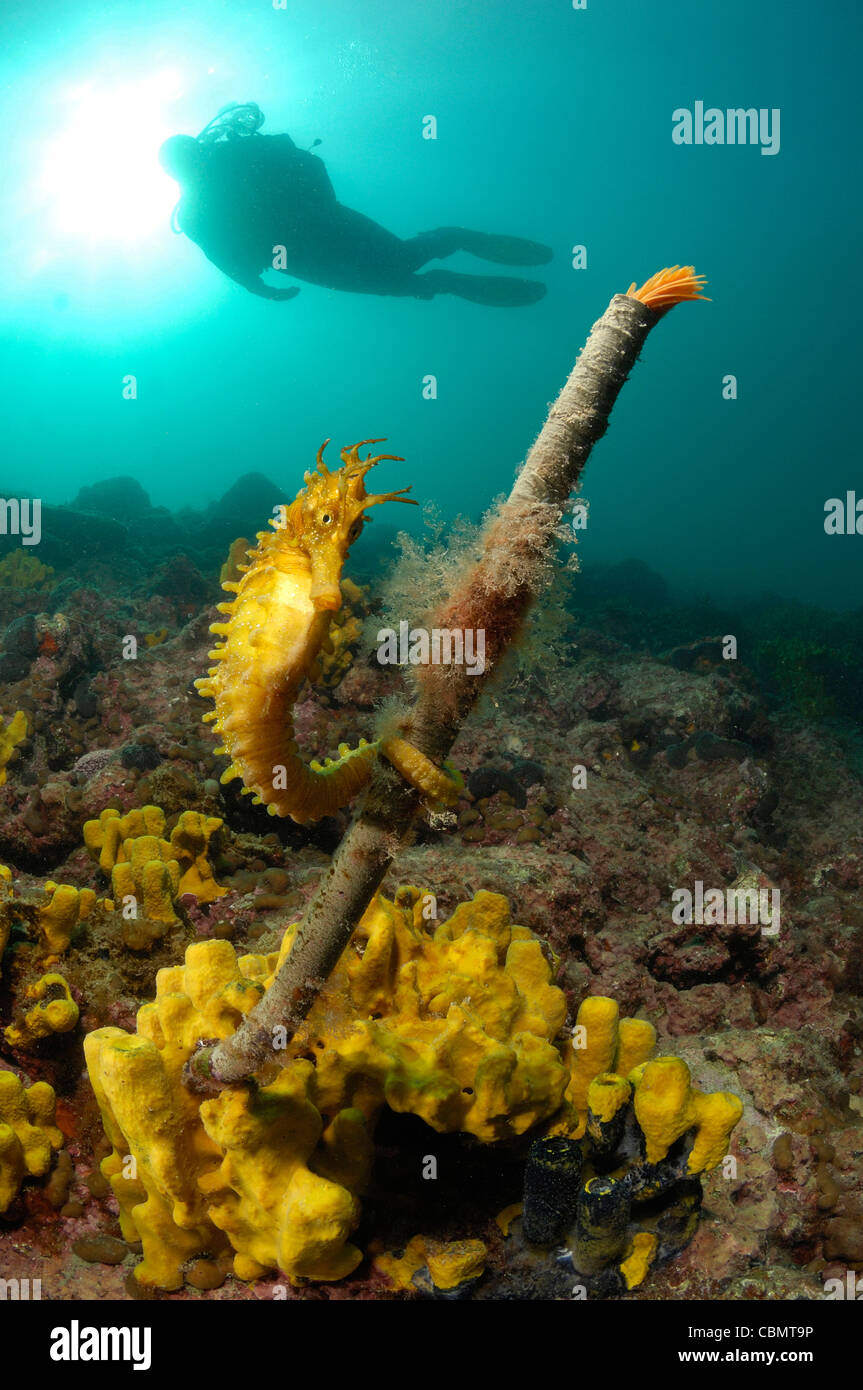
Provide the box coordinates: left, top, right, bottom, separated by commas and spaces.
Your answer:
1, 475, 861, 1301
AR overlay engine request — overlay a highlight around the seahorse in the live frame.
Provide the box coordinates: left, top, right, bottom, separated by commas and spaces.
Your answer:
195, 439, 457, 823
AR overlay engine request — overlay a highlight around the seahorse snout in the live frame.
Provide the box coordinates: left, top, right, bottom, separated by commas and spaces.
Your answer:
311, 586, 342, 612
308, 548, 345, 612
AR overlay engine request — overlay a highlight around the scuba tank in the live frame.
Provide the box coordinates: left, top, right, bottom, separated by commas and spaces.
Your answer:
169, 105, 323, 231
196, 102, 265, 143
170, 104, 266, 231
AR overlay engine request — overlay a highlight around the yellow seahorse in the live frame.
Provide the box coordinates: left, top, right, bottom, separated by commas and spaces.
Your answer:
196, 439, 456, 823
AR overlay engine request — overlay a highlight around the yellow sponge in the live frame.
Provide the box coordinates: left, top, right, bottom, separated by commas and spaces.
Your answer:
37, 882, 107, 955
375, 1235, 486, 1291
84, 806, 167, 875
84, 888, 569, 1288
565, 997, 620, 1133
620, 1232, 658, 1290
84, 804, 226, 914
633, 1057, 743, 1172
559, 999, 740, 1177
0, 710, 28, 786
169, 811, 228, 902
0, 1071, 64, 1212
111, 838, 181, 924
0, 864, 12, 966
4, 972, 79, 1047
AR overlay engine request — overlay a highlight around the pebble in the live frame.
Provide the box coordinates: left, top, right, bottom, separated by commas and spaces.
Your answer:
824, 1218, 863, 1263
228, 871, 259, 893
516, 826, 543, 844
73, 1235, 129, 1265
85, 1170, 111, 1198
186, 1259, 225, 1291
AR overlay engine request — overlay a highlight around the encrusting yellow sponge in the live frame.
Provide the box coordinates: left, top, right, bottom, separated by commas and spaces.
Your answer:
169, 811, 228, 902
619, 1232, 659, 1291
0, 710, 28, 786
3, 972, 79, 1047
559, 999, 740, 1176
84, 1025, 370, 1289
110, 839, 181, 924
634, 1057, 744, 1173
83, 805, 227, 924
0, 1071, 64, 1213
0, 871, 113, 960
84, 806, 166, 875
375, 1235, 487, 1292
38, 883, 108, 955
291, 886, 569, 1141
198, 1080, 369, 1284
84, 902, 741, 1290
586, 1074, 631, 1128
0, 550, 53, 590
0, 864, 13, 966
84, 888, 569, 1288
565, 998, 656, 1136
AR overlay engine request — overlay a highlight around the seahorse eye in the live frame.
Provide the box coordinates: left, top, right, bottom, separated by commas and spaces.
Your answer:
321, 513, 333, 526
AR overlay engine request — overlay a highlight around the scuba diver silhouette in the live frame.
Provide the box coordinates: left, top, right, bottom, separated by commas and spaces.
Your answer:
159, 103, 552, 307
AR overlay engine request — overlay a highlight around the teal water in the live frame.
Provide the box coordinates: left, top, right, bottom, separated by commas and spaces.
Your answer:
1, 0, 860, 609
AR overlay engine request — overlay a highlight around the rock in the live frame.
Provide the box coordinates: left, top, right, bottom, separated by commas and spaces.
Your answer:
693, 731, 751, 763
192, 471, 283, 552
72, 476, 153, 520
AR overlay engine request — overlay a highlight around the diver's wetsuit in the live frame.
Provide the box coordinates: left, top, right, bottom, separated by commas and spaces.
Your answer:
166, 132, 551, 306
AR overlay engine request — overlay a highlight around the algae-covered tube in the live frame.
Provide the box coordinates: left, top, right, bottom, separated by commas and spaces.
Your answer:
586, 1072, 632, 1161
522, 1135, 584, 1245
571, 1175, 631, 1276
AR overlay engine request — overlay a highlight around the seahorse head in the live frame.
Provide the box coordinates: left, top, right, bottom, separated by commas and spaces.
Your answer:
288, 438, 418, 611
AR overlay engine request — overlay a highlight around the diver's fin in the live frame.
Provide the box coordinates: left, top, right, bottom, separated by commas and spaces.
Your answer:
418, 270, 546, 307
447, 228, 553, 267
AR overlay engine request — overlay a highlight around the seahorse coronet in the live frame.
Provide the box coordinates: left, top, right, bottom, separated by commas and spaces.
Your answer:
196, 440, 458, 824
